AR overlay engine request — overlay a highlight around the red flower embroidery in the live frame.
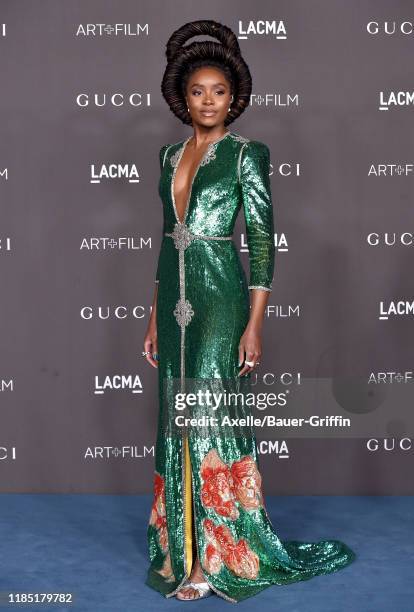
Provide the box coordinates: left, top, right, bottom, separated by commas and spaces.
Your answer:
149, 472, 176, 581
204, 542, 222, 575
231, 455, 263, 510
200, 449, 263, 518
157, 551, 176, 582
202, 518, 260, 580
149, 472, 169, 553
200, 450, 239, 519
223, 538, 260, 580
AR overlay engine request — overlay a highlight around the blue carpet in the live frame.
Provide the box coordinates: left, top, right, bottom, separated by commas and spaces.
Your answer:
0, 494, 412, 611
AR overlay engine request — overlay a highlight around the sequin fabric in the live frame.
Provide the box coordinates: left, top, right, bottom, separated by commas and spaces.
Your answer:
146, 132, 356, 602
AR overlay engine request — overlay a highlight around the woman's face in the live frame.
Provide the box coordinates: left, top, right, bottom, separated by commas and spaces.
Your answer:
185, 66, 233, 129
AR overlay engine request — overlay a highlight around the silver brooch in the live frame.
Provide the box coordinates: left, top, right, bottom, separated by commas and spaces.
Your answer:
171, 222, 193, 250
173, 298, 194, 327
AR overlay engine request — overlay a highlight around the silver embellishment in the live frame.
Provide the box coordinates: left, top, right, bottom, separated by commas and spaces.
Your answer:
192, 233, 233, 241
173, 297, 194, 327
162, 144, 173, 169
248, 285, 272, 292
170, 222, 193, 250
164, 223, 233, 249
238, 141, 249, 183
200, 142, 218, 166
170, 137, 191, 226
169, 147, 182, 169
230, 133, 250, 143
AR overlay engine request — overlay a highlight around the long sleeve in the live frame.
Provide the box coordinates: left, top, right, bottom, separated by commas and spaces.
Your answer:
155, 145, 168, 284
239, 140, 275, 292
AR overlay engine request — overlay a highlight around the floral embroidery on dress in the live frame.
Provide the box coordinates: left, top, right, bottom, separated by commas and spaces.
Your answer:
149, 472, 168, 552
200, 448, 239, 519
149, 472, 176, 581
157, 552, 176, 582
200, 448, 263, 519
203, 518, 260, 579
232, 455, 263, 510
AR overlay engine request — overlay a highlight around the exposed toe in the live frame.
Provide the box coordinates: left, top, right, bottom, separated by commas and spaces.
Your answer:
176, 586, 201, 600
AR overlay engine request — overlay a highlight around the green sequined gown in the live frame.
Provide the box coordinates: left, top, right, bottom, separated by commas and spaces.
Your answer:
146, 130, 356, 603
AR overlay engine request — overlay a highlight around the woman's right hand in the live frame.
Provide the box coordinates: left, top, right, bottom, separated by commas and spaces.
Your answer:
143, 317, 159, 368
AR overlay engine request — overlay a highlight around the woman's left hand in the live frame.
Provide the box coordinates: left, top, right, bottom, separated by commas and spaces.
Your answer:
238, 323, 262, 376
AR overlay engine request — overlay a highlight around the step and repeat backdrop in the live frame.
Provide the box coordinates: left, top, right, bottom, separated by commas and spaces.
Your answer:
1, 1, 413, 494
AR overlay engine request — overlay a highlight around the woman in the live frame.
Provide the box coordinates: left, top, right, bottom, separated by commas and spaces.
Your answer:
142, 20, 356, 603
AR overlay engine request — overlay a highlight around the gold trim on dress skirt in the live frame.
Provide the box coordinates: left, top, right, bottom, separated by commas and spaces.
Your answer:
184, 434, 193, 574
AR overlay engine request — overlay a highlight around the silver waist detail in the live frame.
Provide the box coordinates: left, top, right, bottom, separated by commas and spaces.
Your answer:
164, 222, 233, 251
163, 222, 234, 331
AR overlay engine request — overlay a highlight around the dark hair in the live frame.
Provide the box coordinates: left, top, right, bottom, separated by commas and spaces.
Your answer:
161, 20, 252, 126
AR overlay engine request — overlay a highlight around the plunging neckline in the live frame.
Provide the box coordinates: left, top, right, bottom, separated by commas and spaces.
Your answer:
171, 130, 231, 225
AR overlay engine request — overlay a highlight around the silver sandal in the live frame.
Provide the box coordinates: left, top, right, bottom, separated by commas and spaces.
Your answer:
176, 579, 213, 600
